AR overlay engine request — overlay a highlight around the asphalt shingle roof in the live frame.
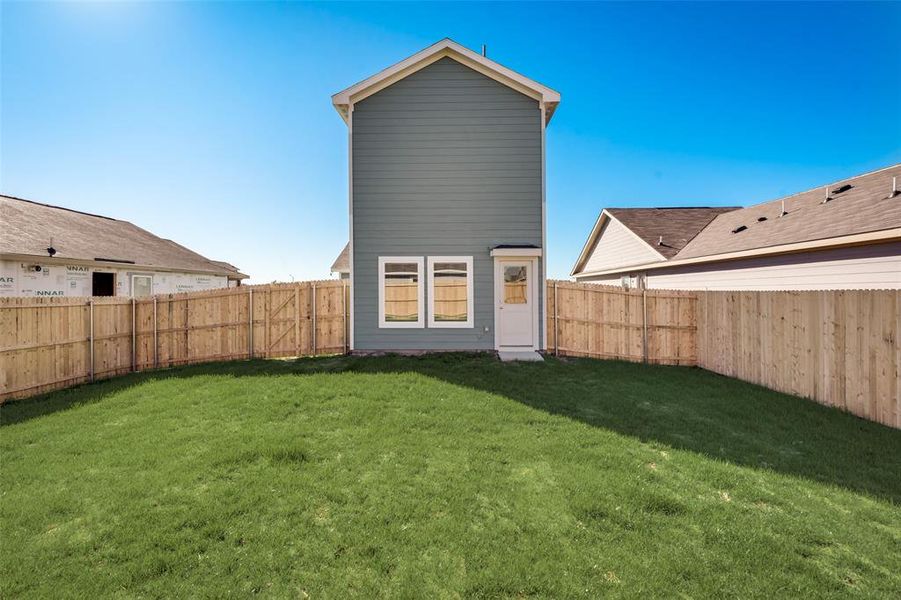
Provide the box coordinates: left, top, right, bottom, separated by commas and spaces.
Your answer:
0, 194, 247, 279
676, 164, 901, 259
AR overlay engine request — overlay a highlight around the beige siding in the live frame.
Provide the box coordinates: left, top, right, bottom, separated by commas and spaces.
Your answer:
577, 242, 900, 290
580, 217, 665, 274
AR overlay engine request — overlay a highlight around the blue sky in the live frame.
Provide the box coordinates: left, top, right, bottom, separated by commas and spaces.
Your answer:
2, 2, 899, 282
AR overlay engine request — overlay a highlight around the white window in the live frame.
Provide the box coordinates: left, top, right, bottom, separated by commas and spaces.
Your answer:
131, 275, 153, 297
428, 256, 473, 328
378, 257, 424, 328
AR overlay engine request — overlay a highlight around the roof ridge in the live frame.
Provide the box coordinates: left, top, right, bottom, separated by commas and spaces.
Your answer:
1, 193, 120, 222
743, 162, 901, 211
608, 206, 739, 211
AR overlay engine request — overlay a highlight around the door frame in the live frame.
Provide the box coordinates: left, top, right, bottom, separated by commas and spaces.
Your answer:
493, 256, 540, 351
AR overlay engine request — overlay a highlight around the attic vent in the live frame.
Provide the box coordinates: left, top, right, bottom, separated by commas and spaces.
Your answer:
94, 257, 135, 264
831, 184, 853, 194
731, 225, 747, 234
757, 216, 767, 222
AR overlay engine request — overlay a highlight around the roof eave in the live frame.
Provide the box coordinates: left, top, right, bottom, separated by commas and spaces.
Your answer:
0, 252, 242, 279
572, 227, 901, 279
331, 38, 560, 126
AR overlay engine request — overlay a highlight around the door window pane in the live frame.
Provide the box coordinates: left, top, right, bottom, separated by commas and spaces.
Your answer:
384, 263, 419, 322
503, 266, 527, 304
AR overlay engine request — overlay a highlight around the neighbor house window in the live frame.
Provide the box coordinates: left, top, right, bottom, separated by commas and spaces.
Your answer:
378, 257, 424, 328
131, 275, 153, 297
428, 256, 473, 328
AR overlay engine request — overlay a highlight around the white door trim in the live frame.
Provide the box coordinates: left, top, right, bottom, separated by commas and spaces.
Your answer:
493, 256, 540, 351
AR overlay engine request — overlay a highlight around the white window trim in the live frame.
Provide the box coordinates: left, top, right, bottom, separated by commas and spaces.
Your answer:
378, 256, 424, 328
131, 274, 153, 297
427, 256, 474, 328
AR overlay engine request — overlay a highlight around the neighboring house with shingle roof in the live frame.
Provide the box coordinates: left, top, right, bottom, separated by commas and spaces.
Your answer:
0, 194, 248, 297
571, 207, 738, 277
571, 164, 901, 290
330, 243, 350, 279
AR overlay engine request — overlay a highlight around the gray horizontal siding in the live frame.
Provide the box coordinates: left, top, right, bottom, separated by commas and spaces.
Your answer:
352, 57, 542, 351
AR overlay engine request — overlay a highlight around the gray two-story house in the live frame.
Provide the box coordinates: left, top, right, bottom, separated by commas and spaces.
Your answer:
332, 39, 560, 356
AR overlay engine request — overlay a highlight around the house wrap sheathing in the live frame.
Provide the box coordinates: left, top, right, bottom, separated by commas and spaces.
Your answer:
1, 194, 247, 297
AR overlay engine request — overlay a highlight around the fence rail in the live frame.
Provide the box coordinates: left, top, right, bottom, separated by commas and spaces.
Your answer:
1, 280, 897, 429
0, 281, 348, 401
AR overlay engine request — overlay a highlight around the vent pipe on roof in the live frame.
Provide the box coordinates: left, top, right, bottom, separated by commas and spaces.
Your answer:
780, 200, 787, 217
893, 176, 899, 198
481, 44, 487, 57
657, 235, 663, 246
821, 186, 831, 204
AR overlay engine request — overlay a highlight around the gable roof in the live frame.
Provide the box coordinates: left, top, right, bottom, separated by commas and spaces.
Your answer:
676, 163, 901, 260
0, 194, 248, 279
330, 243, 349, 274
607, 207, 740, 259
332, 38, 561, 124
571, 207, 738, 275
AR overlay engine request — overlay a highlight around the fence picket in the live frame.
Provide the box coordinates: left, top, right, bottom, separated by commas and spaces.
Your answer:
1, 280, 897, 429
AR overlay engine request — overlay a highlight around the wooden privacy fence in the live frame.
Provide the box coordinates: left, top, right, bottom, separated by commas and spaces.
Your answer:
546, 281, 698, 366
2, 279, 897, 428
0, 280, 348, 402
697, 290, 899, 429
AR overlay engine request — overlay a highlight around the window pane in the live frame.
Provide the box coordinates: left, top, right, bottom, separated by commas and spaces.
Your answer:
385, 262, 417, 274
433, 262, 468, 322
384, 263, 418, 322
133, 276, 152, 297
434, 262, 466, 273
503, 266, 527, 304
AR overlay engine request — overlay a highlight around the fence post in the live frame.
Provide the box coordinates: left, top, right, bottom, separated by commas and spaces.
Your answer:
153, 296, 158, 368
342, 281, 348, 355
553, 281, 559, 357
248, 288, 254, 359
311, 283, 317, 355
294, 285, 301, 356
641, 286, 648, 364
131, 297, 136, 372
89, 299, 95, 382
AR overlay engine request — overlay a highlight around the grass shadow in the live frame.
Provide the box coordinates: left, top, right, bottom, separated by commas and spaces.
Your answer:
2, 353, 899, 502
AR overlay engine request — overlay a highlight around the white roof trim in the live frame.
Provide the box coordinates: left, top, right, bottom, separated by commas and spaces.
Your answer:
570, 209, 667, 276
572, 227, 901, 279
332, 38, 561, 124
490, 247, 542, 257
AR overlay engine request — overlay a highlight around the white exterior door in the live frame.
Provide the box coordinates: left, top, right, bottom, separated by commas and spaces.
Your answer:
495, 259, 536, 349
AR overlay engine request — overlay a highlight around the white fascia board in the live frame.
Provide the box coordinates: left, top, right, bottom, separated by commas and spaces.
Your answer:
570, 210, 608, 276
332, 38, 560, 124
570, 209, 668, 276
490, 248, 543, 257
572, 227, 901, 279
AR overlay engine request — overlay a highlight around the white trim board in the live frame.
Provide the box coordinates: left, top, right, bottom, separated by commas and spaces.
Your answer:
572, 227, 901, 279
493, 256, 540, 352
378, 256, 425, 329
490, 247, 542, 257
332, 38, 561, 125
427, 255, 474, 329
570, 209, 667, 276
347, 105, 355, 349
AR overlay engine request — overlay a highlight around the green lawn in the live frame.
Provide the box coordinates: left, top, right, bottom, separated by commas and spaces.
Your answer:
2, 354, 899, 598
